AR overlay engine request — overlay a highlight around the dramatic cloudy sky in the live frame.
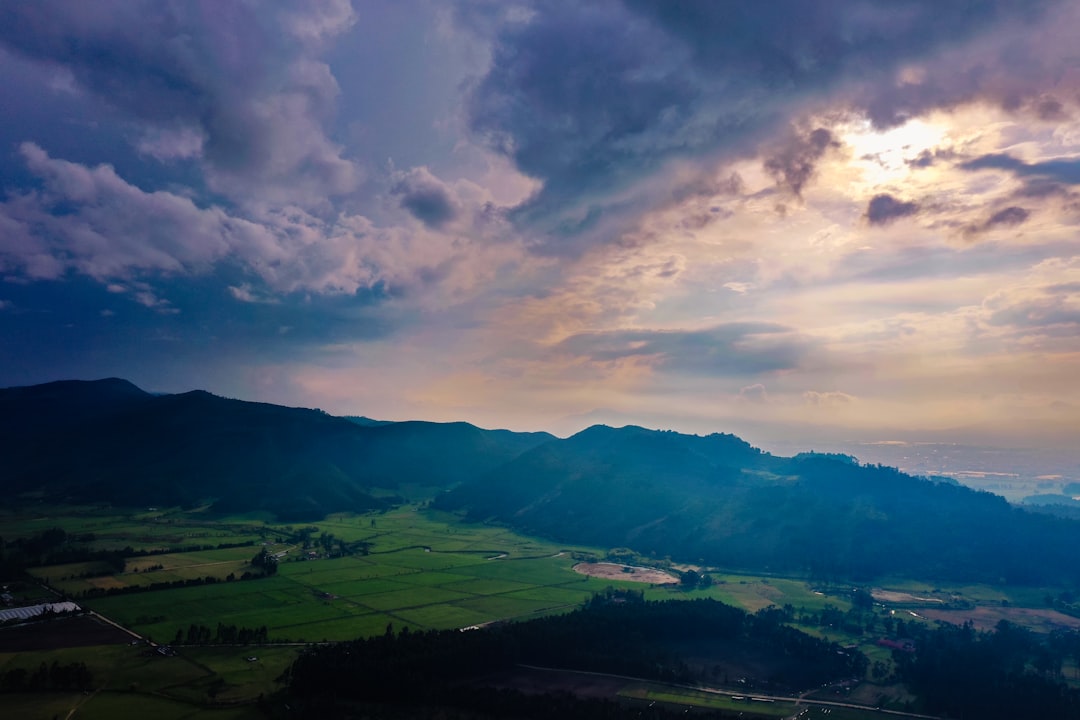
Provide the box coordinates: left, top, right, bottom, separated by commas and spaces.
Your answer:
3, 0, 1080, 449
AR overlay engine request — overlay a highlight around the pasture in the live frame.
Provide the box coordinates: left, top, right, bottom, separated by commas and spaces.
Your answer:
4, 502, 1076, 717
81, 509, 616, 644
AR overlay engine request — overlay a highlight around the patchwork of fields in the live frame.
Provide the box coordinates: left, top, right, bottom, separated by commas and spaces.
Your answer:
7, 507, 677, 646
4, 504, 1078, 719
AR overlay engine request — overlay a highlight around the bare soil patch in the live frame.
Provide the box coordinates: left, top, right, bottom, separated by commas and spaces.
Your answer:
572, 562, 679, 585
872, 589, 944, 604
919, 606, 1080, 633
0, 614, 132, 651
87, 576, 126, 590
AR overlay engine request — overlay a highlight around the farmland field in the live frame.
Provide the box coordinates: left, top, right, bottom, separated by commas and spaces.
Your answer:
4, 503, 1078, 718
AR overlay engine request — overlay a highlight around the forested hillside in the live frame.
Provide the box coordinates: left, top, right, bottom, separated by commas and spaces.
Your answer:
0, 379, 552, 520
435, 425, 1080, 585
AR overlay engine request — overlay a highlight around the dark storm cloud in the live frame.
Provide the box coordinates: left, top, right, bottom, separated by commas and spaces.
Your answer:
463, 0, 1059, 245
961, 154, 1080, 184
555, 322, 811, 376
0, 1, 356, 203
962, 205, 1031, 238
764, 128, 840, 198
391, 168, 459, 229
466, 2, 701, 221
985, 206, 1030, 228
865, 194, 920, 226
906, 147, 958, 169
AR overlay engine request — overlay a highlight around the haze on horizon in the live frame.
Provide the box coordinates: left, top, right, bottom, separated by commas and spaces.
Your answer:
1, 1, 1079, 453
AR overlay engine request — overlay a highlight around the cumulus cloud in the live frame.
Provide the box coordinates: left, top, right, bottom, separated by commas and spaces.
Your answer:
738, 383, 769, 403
1, 143, 242, 279
804, 390, 857, 406
391, 167, 460, 229
0, 1, 358, 205
228, 283, 279, 305
865, 193, 919, 226
0, 144, 518, 303
460, 0, 1061, 248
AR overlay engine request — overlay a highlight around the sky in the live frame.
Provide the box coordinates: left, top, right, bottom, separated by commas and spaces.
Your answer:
2, 0, 1080, 453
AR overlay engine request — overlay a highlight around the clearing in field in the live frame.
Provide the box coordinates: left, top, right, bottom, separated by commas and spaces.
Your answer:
573, 561, 679, 584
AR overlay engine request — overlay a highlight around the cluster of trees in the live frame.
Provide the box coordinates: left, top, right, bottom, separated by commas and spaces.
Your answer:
678, 569, 714, 589
250, 547, 279, 575
0, 661, 93, 693
171, 622, 270, 646
285, 590, 866, 709
285, 526, 371, 558
0, 528, 123, 579
892, 620, 1080, 719
0, 525, 259, 581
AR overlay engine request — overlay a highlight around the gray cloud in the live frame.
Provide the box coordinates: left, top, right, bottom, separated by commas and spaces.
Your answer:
985, 206, 1030, 228
0, 143, 268, 281
906, 147, 958, 169
1034, 95, 1069, 121
832, 240, 1073, 285
555, 322, 811, 376
963, 205, 1032, 238
764, 128, 840, 198
987, 297, 1080, 333
461, 0, 1060, 249
391, 168, 459, 229
0, 1, 357, 205
961, 154, 1080, 184
865, 193, 919, 226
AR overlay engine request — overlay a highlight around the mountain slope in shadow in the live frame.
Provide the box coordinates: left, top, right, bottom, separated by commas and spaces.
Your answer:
0, 379, 553, 520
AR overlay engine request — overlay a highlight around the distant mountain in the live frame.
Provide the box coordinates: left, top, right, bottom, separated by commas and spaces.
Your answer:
0, 379, 553, 520
434, 425, 1080, 586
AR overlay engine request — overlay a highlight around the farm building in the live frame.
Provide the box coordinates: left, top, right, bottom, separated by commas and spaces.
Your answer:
0, 601, 81, 623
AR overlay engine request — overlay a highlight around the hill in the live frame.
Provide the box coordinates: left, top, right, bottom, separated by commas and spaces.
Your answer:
434, 425, 1080, 586
0, 379, 553, 520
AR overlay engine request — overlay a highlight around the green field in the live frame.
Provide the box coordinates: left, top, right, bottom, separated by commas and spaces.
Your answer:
3, 503, 1075, 718
17, 507, 648, 647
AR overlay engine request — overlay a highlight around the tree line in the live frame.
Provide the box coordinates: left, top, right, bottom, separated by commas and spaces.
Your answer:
171, 622, 269, 646
0, 661, 93, 693
283, 589, 866, 714
891, 619, 1080, 719
0, 525, 256, 581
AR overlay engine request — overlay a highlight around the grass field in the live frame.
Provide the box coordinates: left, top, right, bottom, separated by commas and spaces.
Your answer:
620, 682, 913, 720
3, 502, 1076, 718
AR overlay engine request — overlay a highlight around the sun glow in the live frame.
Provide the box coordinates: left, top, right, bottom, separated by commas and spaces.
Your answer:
841, 118, 949, 186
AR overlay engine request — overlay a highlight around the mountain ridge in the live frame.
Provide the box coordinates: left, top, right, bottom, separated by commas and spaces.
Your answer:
4, 378, 1080, 587
0, 378, 554, 520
